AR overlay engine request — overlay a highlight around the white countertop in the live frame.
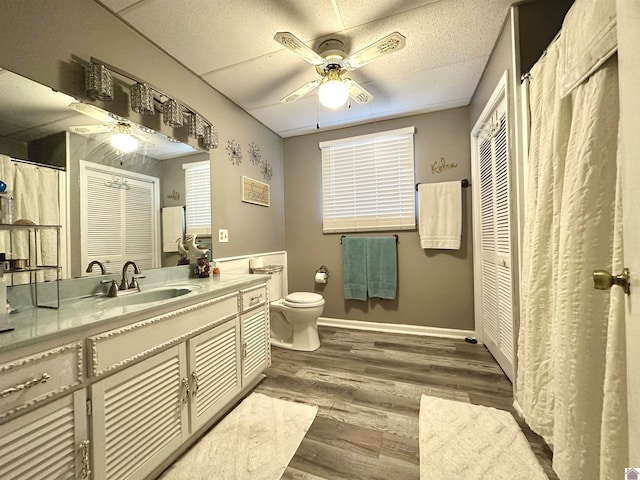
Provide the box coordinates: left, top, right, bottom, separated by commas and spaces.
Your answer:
0, 273, 268, 354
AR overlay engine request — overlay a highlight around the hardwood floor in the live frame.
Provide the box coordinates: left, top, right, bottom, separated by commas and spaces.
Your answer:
254, 327, 557, 480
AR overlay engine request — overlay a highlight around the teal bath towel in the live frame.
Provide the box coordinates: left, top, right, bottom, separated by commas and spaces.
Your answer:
366, 237, 397, 299
342, 237, 367, 300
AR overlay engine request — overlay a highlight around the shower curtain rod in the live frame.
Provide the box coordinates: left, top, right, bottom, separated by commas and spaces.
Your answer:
415, 178, 470, 191
340, 234, 399, 244
11, 157, 65, 171
521, 31, 562, 82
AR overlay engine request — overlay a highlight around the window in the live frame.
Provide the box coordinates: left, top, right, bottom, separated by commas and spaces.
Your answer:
183, 161, 211, 236
320, 126, 415, 232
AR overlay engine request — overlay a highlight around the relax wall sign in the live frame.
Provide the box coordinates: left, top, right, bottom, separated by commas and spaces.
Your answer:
242, 176, 270, 207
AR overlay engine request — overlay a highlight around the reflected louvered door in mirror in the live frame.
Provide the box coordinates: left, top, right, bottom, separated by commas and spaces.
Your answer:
90, 345, 188, 480
472, 74, 515, 381
187, 318, 241, 432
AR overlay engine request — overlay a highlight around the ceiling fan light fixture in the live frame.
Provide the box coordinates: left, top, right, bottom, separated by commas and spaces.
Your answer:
110, 132, 138, 153
318, 78, 349, 108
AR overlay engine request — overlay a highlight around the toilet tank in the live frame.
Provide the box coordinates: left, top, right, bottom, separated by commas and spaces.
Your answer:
252, 265, 284, 301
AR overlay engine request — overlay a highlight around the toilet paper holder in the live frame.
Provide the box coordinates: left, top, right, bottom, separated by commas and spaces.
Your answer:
316, 265, 329, 277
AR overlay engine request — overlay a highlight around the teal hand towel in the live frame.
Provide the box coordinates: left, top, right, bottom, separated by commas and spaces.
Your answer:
366, 237, 397, 299
342, 237, 367, 300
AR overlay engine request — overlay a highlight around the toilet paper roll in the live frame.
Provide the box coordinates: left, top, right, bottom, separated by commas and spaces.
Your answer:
315, 272, 328, 284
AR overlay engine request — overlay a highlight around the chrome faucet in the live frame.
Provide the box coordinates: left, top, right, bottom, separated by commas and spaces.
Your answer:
86, 260, 107, 275
120, 261, 145, 291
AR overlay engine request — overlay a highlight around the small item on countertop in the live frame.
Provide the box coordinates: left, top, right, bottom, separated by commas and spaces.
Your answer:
212, 260, 220, 277
195, 256, 210, 278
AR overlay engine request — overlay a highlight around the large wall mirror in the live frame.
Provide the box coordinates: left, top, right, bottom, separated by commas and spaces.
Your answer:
0, 67, 209, 280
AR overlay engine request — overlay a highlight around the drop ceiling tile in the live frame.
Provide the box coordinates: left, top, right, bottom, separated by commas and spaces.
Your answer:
114, 0, 344, 74
334, 0, 443, 29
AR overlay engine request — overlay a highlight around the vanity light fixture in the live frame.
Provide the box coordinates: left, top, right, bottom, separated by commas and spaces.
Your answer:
187, 113, 205, 138
85, 57, 218, 143
110, 123, 138, 153
162, 99, 184, 128
131, 82, 155, 115
201, 124, 219, 150
85, 62, 113, 101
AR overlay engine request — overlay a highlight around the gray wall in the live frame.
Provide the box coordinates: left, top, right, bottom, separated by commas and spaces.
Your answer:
283, 107, 474, 330
0, 0, 284, 260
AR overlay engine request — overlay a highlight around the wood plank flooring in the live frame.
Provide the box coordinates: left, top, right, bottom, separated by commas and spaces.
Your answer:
254, 327, 557, 480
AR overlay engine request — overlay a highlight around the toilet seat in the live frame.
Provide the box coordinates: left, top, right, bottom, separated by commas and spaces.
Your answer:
282, 292, 325, 308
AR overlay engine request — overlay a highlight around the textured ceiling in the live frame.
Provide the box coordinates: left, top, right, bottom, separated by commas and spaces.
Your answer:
98, 0, 514, 138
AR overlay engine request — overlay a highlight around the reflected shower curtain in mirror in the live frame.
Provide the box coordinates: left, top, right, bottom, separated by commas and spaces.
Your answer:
515, 1, 628, 477
0, 162, 63, 285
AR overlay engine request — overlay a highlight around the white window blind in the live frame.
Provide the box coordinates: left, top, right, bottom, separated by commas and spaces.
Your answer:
183, 161, 211, 236
320, 126, 416, 233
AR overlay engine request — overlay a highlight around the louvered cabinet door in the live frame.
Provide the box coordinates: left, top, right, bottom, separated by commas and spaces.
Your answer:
0, 390, 88, 480
91, 345, 188, 480
241, 306, 269, 385
187, 318, 241, 432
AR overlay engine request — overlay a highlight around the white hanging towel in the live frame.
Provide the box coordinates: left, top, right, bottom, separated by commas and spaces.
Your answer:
418, 181, 461, 249
162, 206, 185, 252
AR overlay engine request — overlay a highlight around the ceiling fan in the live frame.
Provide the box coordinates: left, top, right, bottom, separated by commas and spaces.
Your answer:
67, 102, 157, 152
274, 31, 406, 108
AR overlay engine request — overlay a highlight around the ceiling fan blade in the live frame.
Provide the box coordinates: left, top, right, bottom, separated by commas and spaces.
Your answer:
68, 124, 112, 134
274, 32, 324, 66
280, 79, 322, 104
68, 102, 115, 123
344, 78, 373, 104
343, 32, 406, 70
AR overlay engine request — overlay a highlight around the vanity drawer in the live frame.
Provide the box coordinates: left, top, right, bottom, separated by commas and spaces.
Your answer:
241, 284, 267, 312
0, 342, 83, 420
88, 292, 239, 377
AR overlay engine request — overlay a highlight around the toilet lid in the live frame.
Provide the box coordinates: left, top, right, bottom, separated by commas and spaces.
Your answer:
283, 292, 324, 308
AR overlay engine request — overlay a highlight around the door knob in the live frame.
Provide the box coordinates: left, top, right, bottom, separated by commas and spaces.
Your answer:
593, 268, 631, 295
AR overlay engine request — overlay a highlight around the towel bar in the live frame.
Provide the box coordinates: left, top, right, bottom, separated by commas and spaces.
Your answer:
340, 234, 398, 244
415, 178, 470, 191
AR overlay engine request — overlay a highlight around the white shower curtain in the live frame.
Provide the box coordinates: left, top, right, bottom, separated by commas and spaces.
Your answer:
516, 0, 628, 478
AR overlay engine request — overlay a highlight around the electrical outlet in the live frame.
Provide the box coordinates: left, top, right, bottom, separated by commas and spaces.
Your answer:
218, 229, 229, 243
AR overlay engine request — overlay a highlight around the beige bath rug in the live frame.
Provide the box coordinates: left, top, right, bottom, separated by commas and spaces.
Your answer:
161, 392, 317, 480
419, 395, 548, 479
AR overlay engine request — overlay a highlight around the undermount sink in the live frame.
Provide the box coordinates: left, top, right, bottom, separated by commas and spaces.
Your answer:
98, 286, 195, 307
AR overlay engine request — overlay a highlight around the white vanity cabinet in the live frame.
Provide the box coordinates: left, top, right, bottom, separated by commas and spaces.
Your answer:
187, 318, 241, 432
0, 390, 89, 480
90, 345, 188, 480
240, 284, 270, 386
0, 342, 87, 480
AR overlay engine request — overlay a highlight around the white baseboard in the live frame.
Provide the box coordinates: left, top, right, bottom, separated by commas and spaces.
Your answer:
318, 317, 475, 340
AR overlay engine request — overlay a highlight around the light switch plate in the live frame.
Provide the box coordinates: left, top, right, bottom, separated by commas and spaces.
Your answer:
218, 229, 229, 243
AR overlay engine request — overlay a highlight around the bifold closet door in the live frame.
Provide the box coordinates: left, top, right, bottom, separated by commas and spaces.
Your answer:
472, 77, 515, 382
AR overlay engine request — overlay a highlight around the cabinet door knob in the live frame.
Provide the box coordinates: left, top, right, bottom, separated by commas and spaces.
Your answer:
593, 268, 631, 295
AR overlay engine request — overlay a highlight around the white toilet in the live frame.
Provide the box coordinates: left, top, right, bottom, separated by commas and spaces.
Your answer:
253, 264, 324, 351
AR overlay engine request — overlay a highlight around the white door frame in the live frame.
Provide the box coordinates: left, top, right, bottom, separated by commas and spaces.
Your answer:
617, 0, 640, 464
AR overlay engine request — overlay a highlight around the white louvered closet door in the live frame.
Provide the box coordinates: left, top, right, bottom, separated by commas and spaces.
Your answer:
90, 345, 188, 480
187, 319, 241, 432
473, 78, 515, 381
